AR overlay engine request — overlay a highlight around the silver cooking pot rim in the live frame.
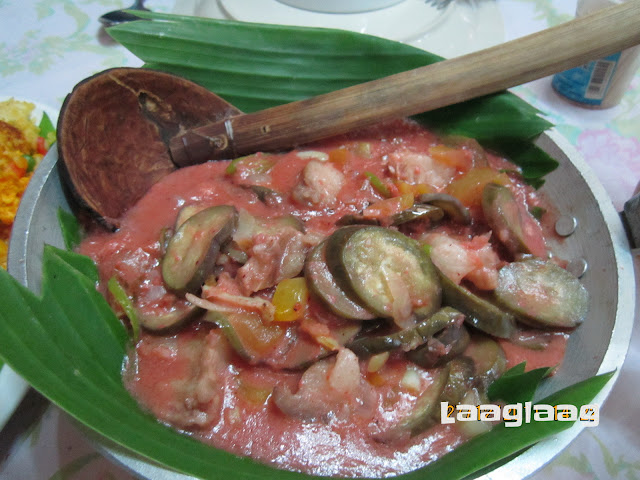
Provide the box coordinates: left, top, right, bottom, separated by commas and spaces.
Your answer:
8, 128, 637, 479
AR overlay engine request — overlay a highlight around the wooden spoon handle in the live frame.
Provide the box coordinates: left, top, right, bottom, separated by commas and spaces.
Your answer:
170, 0, 640, 166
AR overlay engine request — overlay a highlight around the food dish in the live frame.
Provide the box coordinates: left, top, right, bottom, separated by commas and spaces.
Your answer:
2, 1, 636, 478
0, 96, 58, 431
7, 125, 635, 479
79, 118, 582, 476
75, 114, 597, 476
2, 11, 635, 476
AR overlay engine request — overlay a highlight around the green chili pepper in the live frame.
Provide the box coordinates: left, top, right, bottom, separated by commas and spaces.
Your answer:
107, 276, 140, 342
364, 171, 391, 198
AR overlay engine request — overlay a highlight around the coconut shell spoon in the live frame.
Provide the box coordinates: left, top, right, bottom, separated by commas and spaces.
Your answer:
58, 1, 640, 227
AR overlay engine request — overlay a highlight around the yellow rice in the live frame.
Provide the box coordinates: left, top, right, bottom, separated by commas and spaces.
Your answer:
0, 99, 47, 269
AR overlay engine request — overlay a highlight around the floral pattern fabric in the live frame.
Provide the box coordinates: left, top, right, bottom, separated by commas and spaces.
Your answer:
0, 0, 638, 478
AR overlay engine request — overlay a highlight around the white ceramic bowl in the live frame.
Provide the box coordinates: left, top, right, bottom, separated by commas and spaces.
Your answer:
276, 0, 405, 13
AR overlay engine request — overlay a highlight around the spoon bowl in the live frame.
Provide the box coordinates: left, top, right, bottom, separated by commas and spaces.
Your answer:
56, 67, 242, 228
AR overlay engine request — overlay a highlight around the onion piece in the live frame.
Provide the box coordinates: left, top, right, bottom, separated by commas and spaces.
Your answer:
186, 291, 275, 323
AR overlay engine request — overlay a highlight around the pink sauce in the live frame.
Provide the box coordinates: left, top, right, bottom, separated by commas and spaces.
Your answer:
79, 119, 570, 477
124, 325, 465, 476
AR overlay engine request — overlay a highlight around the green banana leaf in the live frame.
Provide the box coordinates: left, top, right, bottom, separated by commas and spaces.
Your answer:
488, 363, 555, 404
108, 11, 558, 183
0, 246, 613, 480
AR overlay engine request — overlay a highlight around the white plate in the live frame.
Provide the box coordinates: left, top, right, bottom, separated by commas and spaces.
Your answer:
172, 0, 505, 58
1, 95, 59, 431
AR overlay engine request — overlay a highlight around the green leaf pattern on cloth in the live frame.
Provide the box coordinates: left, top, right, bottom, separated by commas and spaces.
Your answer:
540, 430, 640, 479
516, 0, 574, 25
0, 0, 171, 78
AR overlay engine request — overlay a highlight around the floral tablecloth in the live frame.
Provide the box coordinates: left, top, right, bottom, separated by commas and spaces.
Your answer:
0, 1, 638, 479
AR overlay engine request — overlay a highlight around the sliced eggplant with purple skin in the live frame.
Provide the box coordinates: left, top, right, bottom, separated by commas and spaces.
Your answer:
162, 205, 238, 293
245, 185, 284, 205
275, 322, 362, 370
175, 204, 209, 230
335, 214, 380, 227
159, 227, 173, 254
109, 274, 202, 332
416, 193, 471, 225
401, 364, 451, 436
305, 240, 376, 321
482, 182, 547, 258
407, 323, 471, 368
390, 204, 444, 225
494, 258, 589, 329
336, 204, 444, 227
381, 352, 490, 442
464, 333, 507, 390
438, 356, 475, 406
233, 210, 305, 251
437, 267, 517, 339
347, 307, 464, 357
376, 363, 451, 442
326, 226, 441, 321
137, 303, 202, 332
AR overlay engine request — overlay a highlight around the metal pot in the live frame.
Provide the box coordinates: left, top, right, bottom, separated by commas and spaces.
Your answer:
7, 129, 637, 479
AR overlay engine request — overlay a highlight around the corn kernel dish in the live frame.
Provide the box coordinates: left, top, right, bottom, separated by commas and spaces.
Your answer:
0, 98, 55, 269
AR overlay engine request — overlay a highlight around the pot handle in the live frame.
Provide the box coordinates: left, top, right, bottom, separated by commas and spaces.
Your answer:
622, 193, 640, 250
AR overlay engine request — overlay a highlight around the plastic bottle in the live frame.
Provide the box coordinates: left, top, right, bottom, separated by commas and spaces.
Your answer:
552, 0, 640, 108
